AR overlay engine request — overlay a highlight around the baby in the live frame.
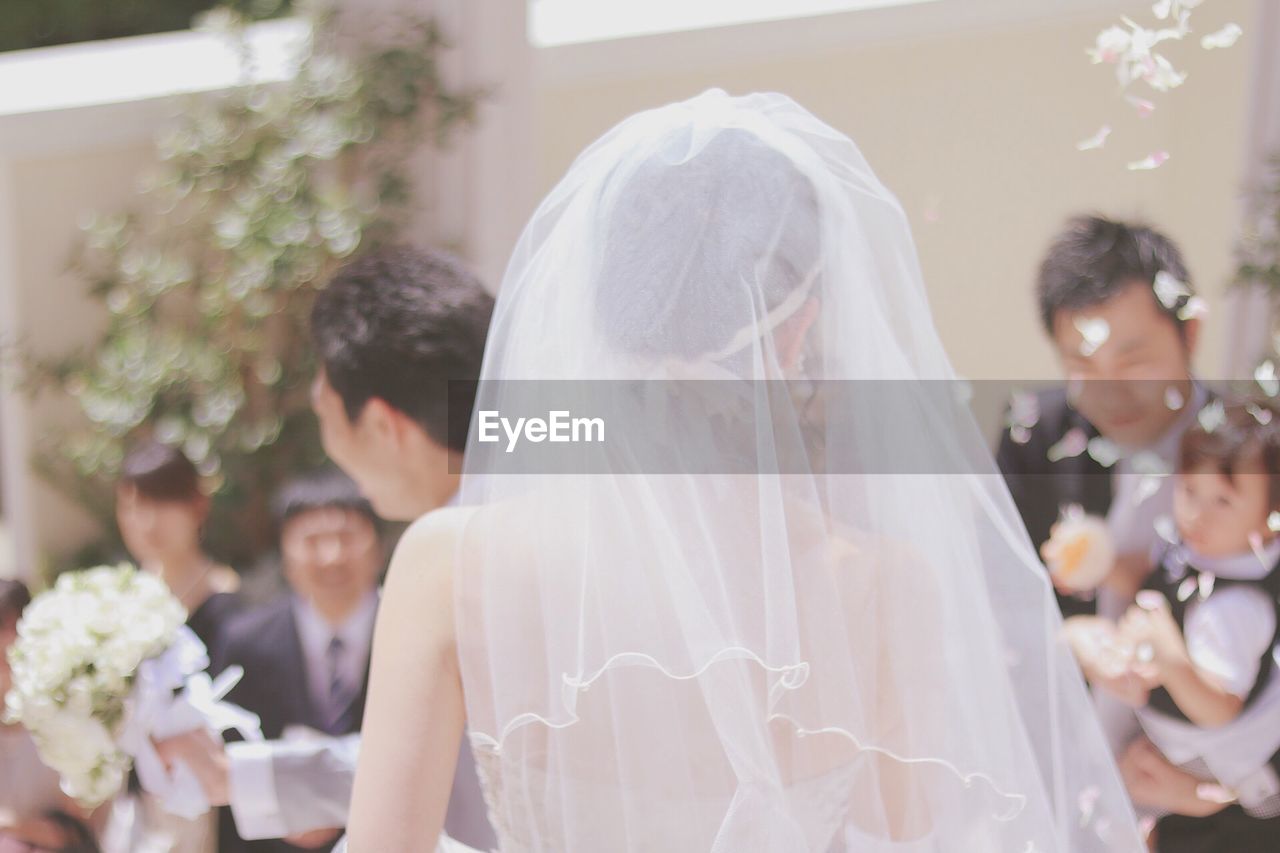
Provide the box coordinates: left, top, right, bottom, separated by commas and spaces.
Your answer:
1050, 399, 1280, 848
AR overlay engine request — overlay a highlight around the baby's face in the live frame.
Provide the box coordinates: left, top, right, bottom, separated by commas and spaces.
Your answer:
1174, 462, 1272, 557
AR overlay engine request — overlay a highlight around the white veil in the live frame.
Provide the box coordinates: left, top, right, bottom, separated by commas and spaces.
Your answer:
454, 89, 1142, 851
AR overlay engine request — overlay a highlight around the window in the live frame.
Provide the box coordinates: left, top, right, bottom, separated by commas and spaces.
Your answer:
529, 0, 940, 47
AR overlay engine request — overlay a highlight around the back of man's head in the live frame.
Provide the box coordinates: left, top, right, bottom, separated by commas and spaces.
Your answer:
310, 246, 494, 454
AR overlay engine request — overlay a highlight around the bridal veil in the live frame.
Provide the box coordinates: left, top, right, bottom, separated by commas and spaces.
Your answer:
453, 89, 1142, 852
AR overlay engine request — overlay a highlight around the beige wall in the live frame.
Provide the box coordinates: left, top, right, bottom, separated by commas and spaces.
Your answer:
533, 0, 1255, 380
0, 143, 159, 577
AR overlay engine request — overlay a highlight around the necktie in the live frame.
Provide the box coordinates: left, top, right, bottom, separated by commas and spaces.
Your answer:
323, 635, 359, 734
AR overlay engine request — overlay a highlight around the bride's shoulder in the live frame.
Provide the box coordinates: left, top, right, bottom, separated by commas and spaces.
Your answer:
383, 506, 476, 598
402, 504, 478, 547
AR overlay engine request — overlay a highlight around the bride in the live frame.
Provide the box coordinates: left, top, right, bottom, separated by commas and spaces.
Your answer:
343, 90, 1144, 851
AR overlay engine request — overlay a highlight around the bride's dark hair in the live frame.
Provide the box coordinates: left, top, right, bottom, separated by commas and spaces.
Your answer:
593, 126, 820, 358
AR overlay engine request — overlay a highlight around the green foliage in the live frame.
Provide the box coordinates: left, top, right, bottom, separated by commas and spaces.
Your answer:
1236, 154, 1280, 295
0, 0, 291, 53
24, 4, 479, 568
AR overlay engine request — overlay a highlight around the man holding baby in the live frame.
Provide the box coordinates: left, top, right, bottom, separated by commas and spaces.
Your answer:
997, 215, 1280, 851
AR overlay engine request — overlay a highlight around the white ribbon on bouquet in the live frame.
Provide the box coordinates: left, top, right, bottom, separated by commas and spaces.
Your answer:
117, 625, 263, 819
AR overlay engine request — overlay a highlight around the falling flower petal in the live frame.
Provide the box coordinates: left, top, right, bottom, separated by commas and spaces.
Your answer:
1007, 392, 1041, 445
1156, 515, 1179, 543
1248, 403, 1274, 425
1008, 392, 1042, 430
1201, 23, 1243, 50
1128, 151, 1170, 170
1088, 436, 1122, 467
1198, 399, 1226, 432
1153, 10, 1192, 44
1134, 476, 1163, 506
1141, 589, 1172, 607
1197, 572, 1215, 599
1126, 94, 1157, 117
1153, 0, 1172, 19
1249, 531, 1267, 564
1132, 451, 1171, 476
1164, 385, 1185, 410
1143, 55, 1187, 91
1077, 125, 1112, 151
1153, 270, 1191, 308
1067, 375, 1085, 406
1268, 512, 1280, 533
1178, 296, 1208, 320
922, 194, 942, 224
1176, 576, 1198, 602
1195, 783, 1237, 804
1075, 316, 1111, 356
1078, 786, 1101, 826
1089, 26, 1132, 63
1256, 361, 1279, 396
1049, 428, 1089, 462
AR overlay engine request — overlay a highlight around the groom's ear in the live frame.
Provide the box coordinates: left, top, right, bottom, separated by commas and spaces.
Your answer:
363, 397, 432, 456
358, 397, 405, 447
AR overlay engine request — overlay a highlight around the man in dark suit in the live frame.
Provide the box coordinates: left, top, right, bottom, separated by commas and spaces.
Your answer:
996, 215, 1206, 621
214, 468, 384, 852
992, 216, 1271, 849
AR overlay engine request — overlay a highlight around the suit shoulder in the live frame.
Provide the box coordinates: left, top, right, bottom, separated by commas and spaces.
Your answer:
1030, 387, 1075, 426
996, 386, 1088, 471
217, 596, 293, 657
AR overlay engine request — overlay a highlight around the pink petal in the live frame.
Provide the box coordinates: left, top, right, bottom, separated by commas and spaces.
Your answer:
1048, 428, 1089, 462
1126, 95, 1156, 117
1127, 151, 1170, 171
1077, 125, 1112, 151
1249, 531, 1267, 565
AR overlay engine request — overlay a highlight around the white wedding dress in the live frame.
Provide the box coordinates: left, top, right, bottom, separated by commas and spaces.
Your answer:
447, 89, 1144, 852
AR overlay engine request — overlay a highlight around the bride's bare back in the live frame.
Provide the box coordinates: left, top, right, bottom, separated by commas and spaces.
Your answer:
346, 506, 473, 851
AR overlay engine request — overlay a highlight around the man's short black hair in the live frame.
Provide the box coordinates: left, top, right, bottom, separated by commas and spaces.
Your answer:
310, 245, 493, 453
1037, 215, 1192, 334
272, 467, 379, 531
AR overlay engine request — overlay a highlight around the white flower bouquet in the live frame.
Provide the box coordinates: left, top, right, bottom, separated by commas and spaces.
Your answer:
2, 563, 261, 816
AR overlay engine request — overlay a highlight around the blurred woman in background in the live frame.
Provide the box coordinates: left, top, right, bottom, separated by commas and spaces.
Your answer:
102, 440, 242, 853
115, 440, 241, 651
